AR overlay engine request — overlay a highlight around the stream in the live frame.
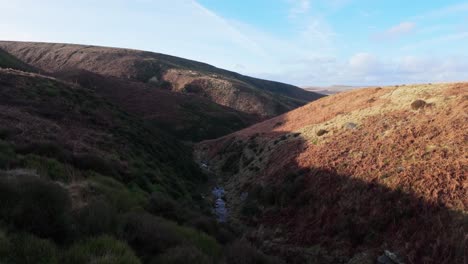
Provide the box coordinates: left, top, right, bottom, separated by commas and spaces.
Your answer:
212, 186, 228, 223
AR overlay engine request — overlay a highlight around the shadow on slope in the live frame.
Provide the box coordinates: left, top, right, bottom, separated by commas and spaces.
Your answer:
197, 114, 467, 264
53, 69, 258, 141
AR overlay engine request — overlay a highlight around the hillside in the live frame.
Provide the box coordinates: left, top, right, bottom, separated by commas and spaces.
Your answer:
0, 48, 36, 72
54, 69, 257, 141
196, 83, 468, 263
0, 68, 285, 263
0, 41, 324, 118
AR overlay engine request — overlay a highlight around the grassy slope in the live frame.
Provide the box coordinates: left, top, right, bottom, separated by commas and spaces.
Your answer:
196, 83, 468, 263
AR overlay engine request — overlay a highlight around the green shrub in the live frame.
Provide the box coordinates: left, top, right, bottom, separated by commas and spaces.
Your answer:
153, 245, 210, 264
6, 233, 58, 264
20, 155, 72, 182
170, 222, 222, 259
76, 199, 117, 237
0, 176, 72, 242
73, 153, 118, 177
188, 215, 218, 237
147, 191, 178, 217
63, 235, 141, 264
121, 212, 222, 260
120, 213, 184, 257
89, 175, 142, 212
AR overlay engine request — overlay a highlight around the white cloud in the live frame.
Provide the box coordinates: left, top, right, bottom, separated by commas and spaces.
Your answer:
1, 0, 467, 87
349, 53, 381, 73
374, 22, 416, 40
289, 0, 311, 17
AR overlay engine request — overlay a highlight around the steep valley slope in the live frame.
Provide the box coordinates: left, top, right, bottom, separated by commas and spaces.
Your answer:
0, 67, 291, 263
0, 41, 324, 118
196, 83, 468, 263
0, 46, 297, 263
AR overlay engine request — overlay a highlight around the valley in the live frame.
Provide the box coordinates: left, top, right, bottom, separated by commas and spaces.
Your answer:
0, 43, 466, 264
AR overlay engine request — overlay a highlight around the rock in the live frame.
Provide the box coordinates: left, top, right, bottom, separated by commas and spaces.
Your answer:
377, 255, 394, 264
347, 252, 375, 264
384, 250, 405, 264
344, 122, 358, 130
377, 250, 405, 264
411, 99, 427, 110
316, 129, 329, 136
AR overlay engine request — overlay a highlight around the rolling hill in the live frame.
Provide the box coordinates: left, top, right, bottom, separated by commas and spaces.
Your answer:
0, 41, 324, 118
195, 83, 468, 263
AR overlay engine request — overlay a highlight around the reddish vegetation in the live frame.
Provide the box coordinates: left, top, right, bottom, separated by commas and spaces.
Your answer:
196, 83, 468, 263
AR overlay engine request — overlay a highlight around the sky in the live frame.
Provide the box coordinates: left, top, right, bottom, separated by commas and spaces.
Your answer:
1, 0, 468, 86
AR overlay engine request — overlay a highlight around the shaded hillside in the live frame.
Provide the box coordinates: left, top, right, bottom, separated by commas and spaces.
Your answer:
0, 48, 36, 72
0, 41, 324, 117
196, 83, 468, 263
54, 69, 257, 141
0, 68, 203, 198
0, 68, 284, 263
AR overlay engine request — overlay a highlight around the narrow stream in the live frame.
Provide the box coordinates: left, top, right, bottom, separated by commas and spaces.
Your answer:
212, 186, 228, 222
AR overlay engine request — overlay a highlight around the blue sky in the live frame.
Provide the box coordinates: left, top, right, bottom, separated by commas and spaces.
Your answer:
1, 0, 468, 86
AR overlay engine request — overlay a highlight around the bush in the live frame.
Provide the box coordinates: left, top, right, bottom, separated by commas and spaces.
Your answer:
411, 99, 427, 110
20, 155, 72, 182
121, 212, 222, 261
63, 235, 141, 264
316, 129, 329, 136
73, 154, 118, 177
188, 215, 218, 237
6, 233, 59, 264
171, 222, 222, 259
152, 246, 210, 264
120, 213, 184, 257
0, 176, 72, 242
147, 191, 178, 217
224, 240, 283, 264
89, 175, 143, 213
76, 199, 117, 237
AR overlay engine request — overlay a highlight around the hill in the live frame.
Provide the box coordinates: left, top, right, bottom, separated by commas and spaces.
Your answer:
195, 83, 468, 263
54, 69, 257, 141
0, 68, 285, 263
0, 41, 324, 118
0, 48, 36, 72
303, 85, 361, 95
